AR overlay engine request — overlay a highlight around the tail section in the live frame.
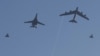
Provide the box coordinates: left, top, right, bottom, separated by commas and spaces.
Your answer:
30, 25, 37, 28
69, 19, 77, 23
34, 13, 38, 20
76, 7, 79, 11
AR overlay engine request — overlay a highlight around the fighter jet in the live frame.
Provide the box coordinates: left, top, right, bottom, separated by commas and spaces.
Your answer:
24, 13, 45, 28
59, 7, 89, 23
89, 34, 94, 38
5, 33, 9, 38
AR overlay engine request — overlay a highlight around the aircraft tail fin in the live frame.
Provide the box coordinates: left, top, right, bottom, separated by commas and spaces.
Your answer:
69, 19, 77, 23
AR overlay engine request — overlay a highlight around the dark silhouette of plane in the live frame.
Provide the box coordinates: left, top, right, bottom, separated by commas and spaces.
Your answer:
59, 7, 89, 23
5, 33, 9, 38
24, 13, 45, 28
90, 34, 93, 38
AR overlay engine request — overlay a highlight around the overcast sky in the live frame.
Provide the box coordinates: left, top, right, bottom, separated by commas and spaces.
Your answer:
0, 0, 100, 56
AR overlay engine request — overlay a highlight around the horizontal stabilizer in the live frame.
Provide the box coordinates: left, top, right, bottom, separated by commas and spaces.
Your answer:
69, 19, 77, 23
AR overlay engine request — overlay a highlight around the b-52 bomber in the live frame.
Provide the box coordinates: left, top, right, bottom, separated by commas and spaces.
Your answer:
24, 13, 45, 28
59, 7, 89, 23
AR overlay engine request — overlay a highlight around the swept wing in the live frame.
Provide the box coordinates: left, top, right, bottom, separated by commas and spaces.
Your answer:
59, 11, 76, 16
38, 21, 45, 25
24, 21, 32, 23
76, 11, 89, 20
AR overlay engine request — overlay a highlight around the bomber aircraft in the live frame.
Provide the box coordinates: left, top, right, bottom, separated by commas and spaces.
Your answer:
24, 13, 45, 28
59, 7, 89, 23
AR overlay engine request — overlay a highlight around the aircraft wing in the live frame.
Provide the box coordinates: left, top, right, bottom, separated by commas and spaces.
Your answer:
76, 11, 89, 20
24, 21, 32, 23
38, 22, 45, 25
59, 10, 76, 16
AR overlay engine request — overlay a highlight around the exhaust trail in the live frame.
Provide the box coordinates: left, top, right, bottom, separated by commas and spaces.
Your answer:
51, 18, 64, 56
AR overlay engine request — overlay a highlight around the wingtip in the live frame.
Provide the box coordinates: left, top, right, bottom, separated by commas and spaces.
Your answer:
42, 23, 45, 25
59, 13, 63, 16
86, 18, 89, 21
87, 18, 89, 20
